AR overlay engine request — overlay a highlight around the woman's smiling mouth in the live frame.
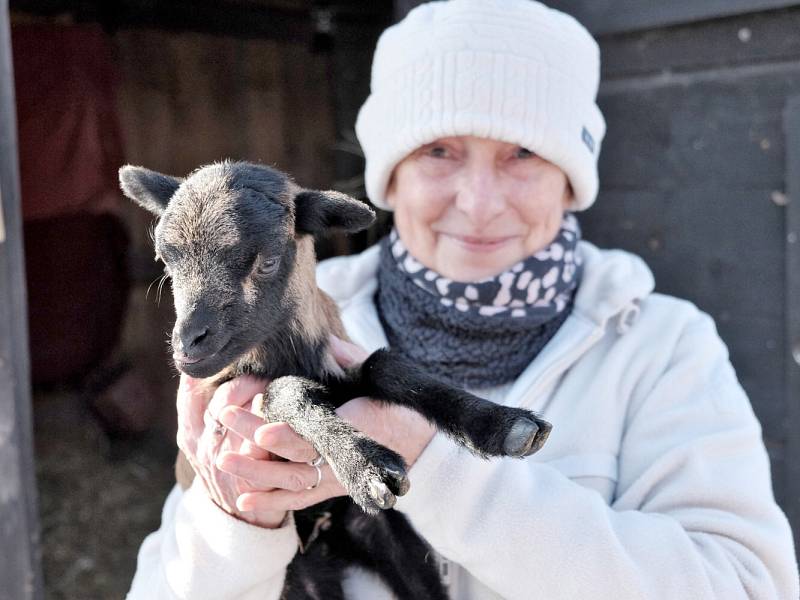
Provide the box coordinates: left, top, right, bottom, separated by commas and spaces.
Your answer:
442, 233, 520, 252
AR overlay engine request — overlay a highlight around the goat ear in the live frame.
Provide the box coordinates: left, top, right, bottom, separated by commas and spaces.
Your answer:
294, 189, 376, 234
119, 165, 182, 216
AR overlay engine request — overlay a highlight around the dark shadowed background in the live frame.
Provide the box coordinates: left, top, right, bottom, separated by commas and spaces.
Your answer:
0, 1, 798, 598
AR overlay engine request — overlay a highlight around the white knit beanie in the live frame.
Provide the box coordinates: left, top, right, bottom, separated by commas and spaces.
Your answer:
355, 0, 606, 212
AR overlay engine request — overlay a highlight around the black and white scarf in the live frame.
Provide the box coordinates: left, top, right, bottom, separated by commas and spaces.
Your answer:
376, 213, 583, 388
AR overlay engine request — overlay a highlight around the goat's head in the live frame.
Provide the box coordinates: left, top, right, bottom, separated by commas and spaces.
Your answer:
119, 161, 375, 377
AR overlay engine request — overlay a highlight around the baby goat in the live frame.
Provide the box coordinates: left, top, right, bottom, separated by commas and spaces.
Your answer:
120, 160, 551, 597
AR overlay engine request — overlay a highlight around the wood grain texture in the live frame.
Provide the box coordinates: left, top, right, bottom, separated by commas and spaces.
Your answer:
549, 0, 800, 36
586, 36, 800, 445
782, 95, 800, 544
601, 8, 800, 79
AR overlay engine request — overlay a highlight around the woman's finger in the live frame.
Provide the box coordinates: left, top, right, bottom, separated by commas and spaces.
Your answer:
216, 405, 272, 460
218, 405, 265, 442
237, 484, 341, 514
254, 422, 319, 462
207, 375, 268, 418
217, 452, 324, 492
328, 335, 370, 368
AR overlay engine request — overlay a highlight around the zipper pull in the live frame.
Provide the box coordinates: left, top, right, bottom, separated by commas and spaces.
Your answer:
616, 301, 641, 335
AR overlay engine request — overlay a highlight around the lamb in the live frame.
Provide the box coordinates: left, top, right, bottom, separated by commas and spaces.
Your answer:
119, 160, 552, 597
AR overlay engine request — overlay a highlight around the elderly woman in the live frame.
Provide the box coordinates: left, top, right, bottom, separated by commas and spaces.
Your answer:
128, 0, 798, 598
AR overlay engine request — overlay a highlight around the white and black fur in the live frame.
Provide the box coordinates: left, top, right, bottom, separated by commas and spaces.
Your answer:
120, 160, 552, 598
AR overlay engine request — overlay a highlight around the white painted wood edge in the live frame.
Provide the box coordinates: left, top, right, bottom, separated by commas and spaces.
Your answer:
0, 185, 5, 243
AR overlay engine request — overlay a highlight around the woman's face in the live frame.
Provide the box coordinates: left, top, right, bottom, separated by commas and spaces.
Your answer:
386, 136, 572, 282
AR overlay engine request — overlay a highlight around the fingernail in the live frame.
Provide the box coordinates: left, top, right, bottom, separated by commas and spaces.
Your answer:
236, 494, 250, 511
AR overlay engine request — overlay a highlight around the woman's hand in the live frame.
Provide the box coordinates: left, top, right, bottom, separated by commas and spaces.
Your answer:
175, 374, 287, 529
216, 336, 437, 516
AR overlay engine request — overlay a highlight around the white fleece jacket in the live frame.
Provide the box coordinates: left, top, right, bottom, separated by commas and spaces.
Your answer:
128, 241, 799, 599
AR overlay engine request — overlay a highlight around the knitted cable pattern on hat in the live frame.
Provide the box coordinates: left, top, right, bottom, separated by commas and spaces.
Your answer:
356, 0, 606, 212
376, 214, 582, 388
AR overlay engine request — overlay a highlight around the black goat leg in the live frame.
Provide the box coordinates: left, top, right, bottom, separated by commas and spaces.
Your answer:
343, 349, 552, 458
254, 375, 410, 513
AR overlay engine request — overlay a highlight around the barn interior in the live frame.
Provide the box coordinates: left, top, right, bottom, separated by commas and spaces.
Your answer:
4, 1, 800, 598
9, 1, 392, 597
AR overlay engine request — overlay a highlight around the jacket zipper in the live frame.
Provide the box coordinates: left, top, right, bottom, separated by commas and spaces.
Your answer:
514, 326, 607, 411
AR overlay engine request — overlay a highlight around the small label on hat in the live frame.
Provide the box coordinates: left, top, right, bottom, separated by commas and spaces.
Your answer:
581, 126, 595, 154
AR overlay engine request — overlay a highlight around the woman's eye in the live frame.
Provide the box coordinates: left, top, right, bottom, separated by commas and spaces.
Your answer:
515, 147, 535, 159
257, 257, 280, 276
426, 146, 448, 158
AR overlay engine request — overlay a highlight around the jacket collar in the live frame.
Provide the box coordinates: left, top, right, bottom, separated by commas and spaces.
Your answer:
572, 242, 654, 328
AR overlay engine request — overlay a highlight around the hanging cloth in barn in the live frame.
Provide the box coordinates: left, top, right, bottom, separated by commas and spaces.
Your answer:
12, 23, 129, 385
12, 23, 124, 220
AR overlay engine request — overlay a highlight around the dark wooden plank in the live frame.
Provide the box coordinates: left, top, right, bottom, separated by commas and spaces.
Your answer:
0, 1, 43, 599
548, 0, 800, 36
601, 8, 800, 79
597, 60, 800, 191
395, 0, 800, 35
583, 60, 800, 447
394, 0, 423, 21
782, 94, 800, 550
11, 0, 392, 38
105, 0, 312, 41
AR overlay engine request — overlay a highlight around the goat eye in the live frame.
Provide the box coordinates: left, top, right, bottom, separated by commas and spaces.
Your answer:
257, 257, 280, 276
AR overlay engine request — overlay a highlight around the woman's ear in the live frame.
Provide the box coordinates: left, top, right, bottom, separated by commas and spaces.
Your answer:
562, 181, 575, 209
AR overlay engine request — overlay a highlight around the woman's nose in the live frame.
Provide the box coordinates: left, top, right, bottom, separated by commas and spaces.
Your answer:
454, 168, 507, 227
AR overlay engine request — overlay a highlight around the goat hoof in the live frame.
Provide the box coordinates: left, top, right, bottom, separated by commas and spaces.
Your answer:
383, 465, 410, 497
368, 480, 396, 510
504, 417, 552, 457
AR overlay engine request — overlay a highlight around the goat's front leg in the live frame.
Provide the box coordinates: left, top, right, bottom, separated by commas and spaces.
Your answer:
253, 375, 410, 513
342, 349, 552, 459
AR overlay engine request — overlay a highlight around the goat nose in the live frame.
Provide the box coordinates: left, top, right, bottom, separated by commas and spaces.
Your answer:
181, 325, 210, 351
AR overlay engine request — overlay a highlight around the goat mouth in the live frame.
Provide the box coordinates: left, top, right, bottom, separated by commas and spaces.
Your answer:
174, 355, 201, 365
173, 338, 234, 373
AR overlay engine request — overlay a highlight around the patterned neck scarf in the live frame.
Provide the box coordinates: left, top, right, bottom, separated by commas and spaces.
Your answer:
376, 213, 583, 388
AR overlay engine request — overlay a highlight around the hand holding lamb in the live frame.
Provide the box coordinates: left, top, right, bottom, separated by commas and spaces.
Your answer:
180, 335, 435, 527
119, 160, 552, 514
